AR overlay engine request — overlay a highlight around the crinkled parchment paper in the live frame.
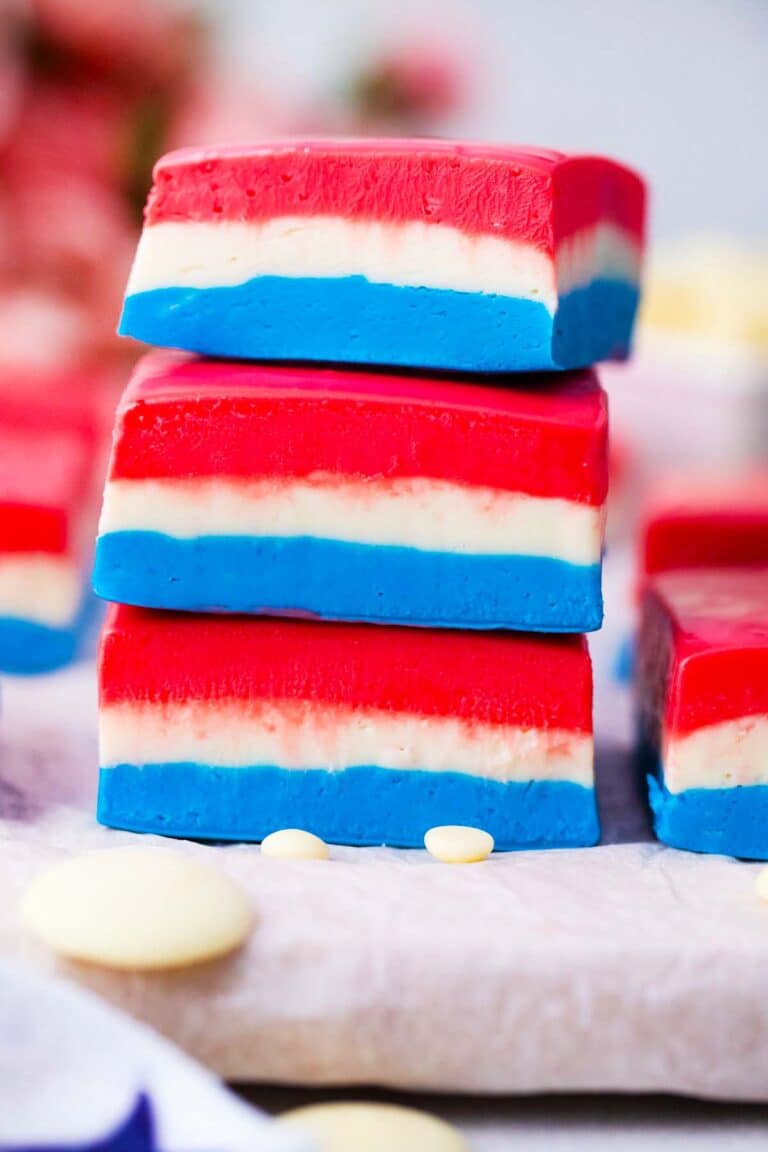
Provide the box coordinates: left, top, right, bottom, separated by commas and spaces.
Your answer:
2, 649, 768, 1101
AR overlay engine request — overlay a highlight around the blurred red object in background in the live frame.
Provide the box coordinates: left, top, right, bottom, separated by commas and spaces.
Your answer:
0, 0, 204, 371
639, 471, 768, 580
9, 172, 134, 302
348, 38, 464, 127
27, 0, 199, 88
4, 83, 133, 188
0, 12, 25, 149
0, 1, 475, 376
0, 287, 92, 372
168, 71, 287, 150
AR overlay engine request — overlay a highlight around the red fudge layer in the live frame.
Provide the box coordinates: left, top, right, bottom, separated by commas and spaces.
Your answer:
100, 604, 593, 732
108, 353, 608, 505
637, 568, 768, 737
146, 138, 645, 251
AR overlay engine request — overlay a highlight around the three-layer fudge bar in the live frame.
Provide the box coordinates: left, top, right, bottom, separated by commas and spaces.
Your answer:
636, 567, 768, 858
98, 605, 598, 849
120, 139, 645, 372
93, 354, 608, 632
0, 393, 103, 673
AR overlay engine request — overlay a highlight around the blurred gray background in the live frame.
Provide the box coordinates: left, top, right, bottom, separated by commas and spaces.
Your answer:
205, 0, 767, 242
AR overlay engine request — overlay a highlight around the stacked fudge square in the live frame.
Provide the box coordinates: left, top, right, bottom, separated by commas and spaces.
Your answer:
94, 139, 645, 850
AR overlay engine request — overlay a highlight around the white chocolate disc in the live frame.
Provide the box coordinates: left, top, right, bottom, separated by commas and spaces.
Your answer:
22, 847, 253, 970
279, 1102, 467, 1151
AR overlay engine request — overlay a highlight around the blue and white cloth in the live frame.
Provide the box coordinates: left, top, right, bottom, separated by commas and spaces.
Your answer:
0, 963, 313, 1152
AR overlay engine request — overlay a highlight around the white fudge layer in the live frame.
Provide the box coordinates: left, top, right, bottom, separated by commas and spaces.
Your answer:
664, 717, 768, 792
125, 217, 641, 308
0, 555, 81, 626
100, 700, 594, 786
99, 477, 604, 566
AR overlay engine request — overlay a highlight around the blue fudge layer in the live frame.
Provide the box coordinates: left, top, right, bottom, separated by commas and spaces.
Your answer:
0, 617, 80, 675
119, 276, 639, 373
648, 773, 768, 860
92, 533, 603, 633
0, 589, 102, 675
98, 763, 600, 850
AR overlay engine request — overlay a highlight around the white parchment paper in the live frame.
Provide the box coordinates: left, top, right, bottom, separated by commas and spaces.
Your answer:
2, 638, 768, 1101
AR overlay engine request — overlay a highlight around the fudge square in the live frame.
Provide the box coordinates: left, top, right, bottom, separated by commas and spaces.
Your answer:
0, 392, 101, 674
640, 471, 768, 578
98, 606, 598, 849
93, 354, 608, 633
119, 138, 645, 373
636, 568, 768, 859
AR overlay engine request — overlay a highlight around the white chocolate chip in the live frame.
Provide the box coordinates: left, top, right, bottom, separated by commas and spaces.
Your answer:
424, 825, 494, 863
261, 828, 330, 860
755, 867, 768, 900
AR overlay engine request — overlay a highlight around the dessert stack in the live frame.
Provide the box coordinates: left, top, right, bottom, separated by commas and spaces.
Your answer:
93, 139, 645, 850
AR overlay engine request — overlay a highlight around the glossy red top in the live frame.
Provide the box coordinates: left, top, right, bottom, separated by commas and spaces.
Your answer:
108, 353, 608, 504
100, 604, 593, 732
146, 138, 646, 251
639, 568, 768, 734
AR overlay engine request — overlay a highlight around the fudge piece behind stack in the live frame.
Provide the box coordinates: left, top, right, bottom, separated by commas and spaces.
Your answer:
635, 473, 768, 857
637, 568, 768, 859
0, 382, 110, 674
